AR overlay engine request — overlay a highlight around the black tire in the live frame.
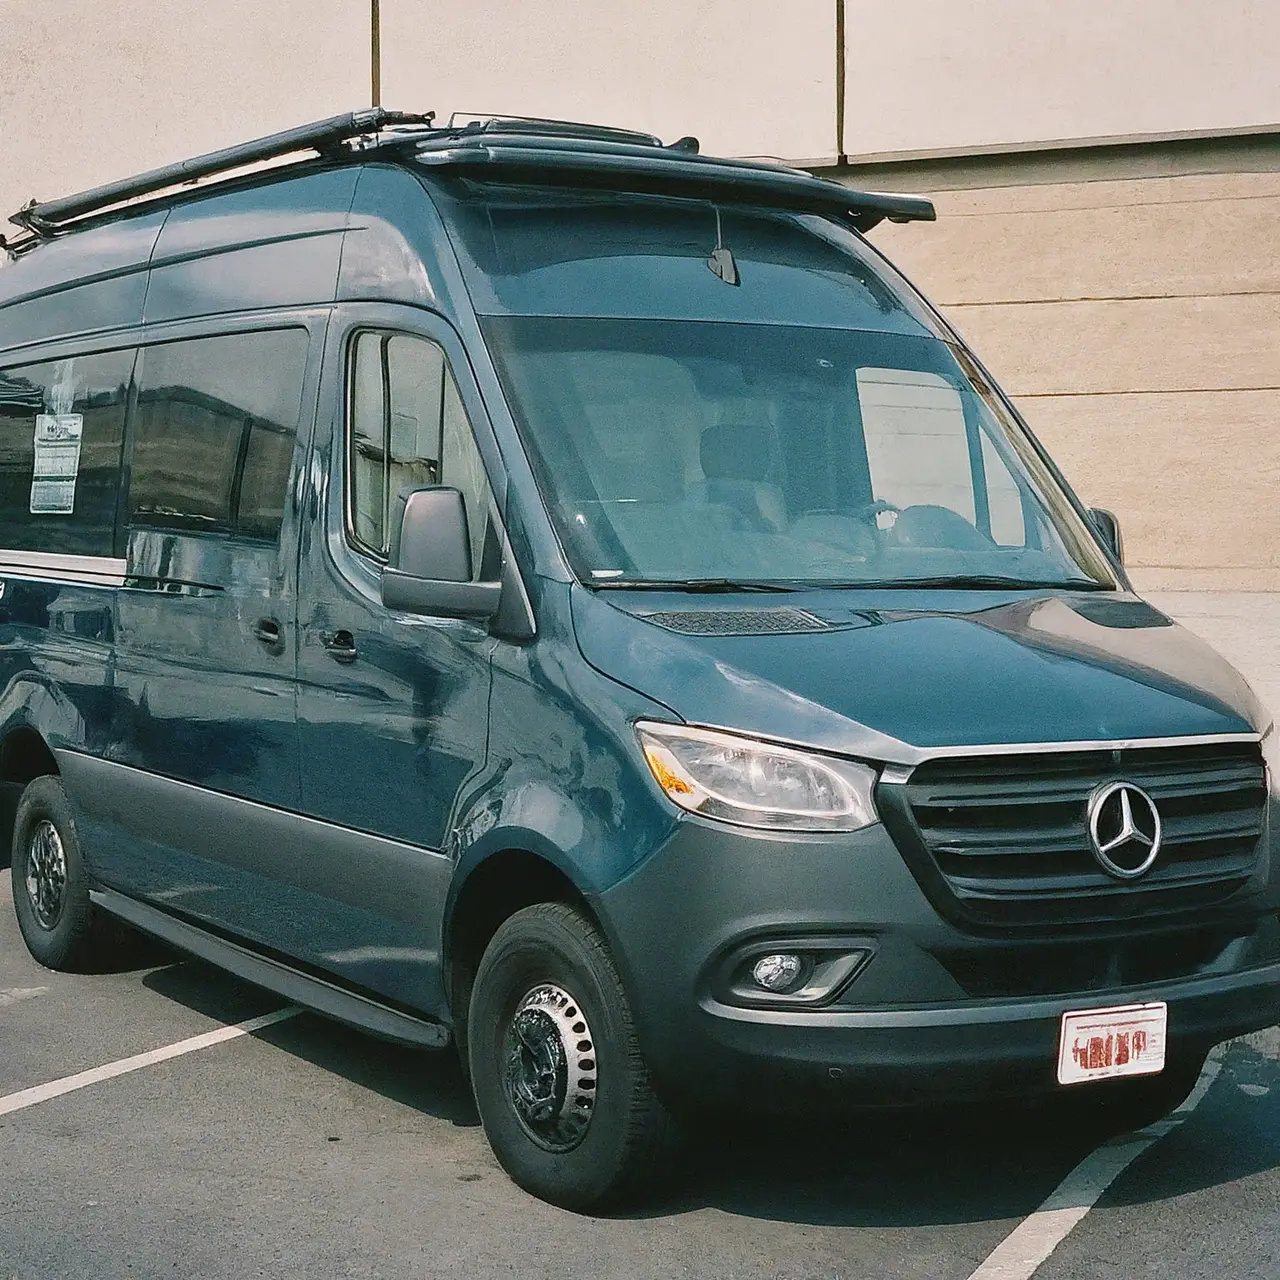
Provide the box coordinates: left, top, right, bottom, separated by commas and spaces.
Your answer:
10, 775, 107, 971
467, 901, 677, 1211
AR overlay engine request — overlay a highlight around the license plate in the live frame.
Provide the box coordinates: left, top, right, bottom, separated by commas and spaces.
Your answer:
1057, 1002, 1167, 1085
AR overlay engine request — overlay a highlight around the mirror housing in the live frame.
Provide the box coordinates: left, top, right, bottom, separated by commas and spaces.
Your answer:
381, 486, 502, 619
1088, 507, 1124, 565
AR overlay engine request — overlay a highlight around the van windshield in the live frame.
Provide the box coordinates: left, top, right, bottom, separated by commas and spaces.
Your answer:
481, 316, 1117, 591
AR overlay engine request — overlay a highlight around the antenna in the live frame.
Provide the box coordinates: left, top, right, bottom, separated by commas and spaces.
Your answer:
706, 205, 739, 286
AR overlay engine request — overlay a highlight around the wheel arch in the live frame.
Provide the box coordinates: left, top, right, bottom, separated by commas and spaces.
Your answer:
0, 724, 59, 865
0, 724, 60, 785
444, 846, 606, 1052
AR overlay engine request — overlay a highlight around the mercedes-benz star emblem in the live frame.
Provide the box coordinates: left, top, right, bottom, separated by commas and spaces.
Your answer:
1086, 781, 1162, 879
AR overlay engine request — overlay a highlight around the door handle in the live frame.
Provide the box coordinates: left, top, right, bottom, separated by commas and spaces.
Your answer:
253, 617, 285, 653
321, 629, 358, 663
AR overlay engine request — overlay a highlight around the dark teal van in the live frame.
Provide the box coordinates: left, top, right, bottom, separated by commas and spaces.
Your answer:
3, 110, 1278, 1208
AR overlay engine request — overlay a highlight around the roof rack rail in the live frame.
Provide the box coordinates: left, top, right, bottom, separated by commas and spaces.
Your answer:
9, 107, 434, 239
447, 112, 665, 149
414, 141, 936, 231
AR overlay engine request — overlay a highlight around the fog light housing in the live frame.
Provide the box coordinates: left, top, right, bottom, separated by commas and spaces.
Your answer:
751, 953, 805, 992
722, 944, 873, 1008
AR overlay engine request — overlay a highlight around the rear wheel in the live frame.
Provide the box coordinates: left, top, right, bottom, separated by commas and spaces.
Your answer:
467, 901, 677, 1210
10, 775, 106, 971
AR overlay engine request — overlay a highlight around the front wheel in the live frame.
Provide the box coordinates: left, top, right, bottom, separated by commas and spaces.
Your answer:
467, 902, 677, 1210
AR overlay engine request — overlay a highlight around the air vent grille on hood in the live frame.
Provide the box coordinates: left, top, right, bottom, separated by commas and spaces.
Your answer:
642, 608, 835, 636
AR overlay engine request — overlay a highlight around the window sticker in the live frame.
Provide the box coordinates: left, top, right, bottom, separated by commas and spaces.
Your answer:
30, 413, 83, 515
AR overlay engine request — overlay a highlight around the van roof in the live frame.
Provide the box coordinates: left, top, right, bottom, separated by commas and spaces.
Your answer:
4, 108, 934, 254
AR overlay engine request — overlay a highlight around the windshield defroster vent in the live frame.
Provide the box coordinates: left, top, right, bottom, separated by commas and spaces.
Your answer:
641, 608, 835, 636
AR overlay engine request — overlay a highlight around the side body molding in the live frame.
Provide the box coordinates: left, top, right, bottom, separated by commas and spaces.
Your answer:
57, 750, 453, 1017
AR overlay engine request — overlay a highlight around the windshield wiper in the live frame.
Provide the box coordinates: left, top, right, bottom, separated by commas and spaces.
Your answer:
814, 574, 1113, 591
590, 577, 802, 594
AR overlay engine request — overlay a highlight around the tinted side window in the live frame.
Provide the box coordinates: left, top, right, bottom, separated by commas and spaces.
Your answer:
348, 331, 494, 573
0, 349, 133, 556
129, 329, 307, 541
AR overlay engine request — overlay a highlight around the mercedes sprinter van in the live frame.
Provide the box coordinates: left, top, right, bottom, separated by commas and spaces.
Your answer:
3, 110, 1277, 1208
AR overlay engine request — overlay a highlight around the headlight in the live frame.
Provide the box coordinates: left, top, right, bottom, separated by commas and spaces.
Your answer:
635, 721, 879, 832
1262, 726, 1280, 796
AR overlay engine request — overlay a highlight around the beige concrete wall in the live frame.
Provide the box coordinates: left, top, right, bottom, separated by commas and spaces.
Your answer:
844, 0, 1280, 158
864, 161, 1280, 590
0, 0, 839, 234
0, 0, 365, 234
378, 0, 837, 163
4, 3, 1278, 590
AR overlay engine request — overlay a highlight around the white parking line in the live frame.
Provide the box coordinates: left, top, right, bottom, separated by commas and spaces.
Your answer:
0, 986, 48, 1007
966, 1048, 1225, 1280
0, 1006, 301, 1118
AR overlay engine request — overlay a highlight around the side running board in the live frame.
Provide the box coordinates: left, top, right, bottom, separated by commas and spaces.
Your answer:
91, 887, 451, 1051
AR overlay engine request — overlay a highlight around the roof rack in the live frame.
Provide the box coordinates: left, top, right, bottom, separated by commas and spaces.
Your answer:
448, 112, 672, 149
5, 106, 934, 248
415, 140, 936, 232
8, 107, 434, 239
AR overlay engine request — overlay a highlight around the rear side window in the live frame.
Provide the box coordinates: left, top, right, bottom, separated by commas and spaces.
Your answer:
128, 329, 308, 541
0, 348, 133, 556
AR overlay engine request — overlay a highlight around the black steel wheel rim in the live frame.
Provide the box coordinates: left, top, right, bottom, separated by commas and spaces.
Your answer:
25, 819, 67, 930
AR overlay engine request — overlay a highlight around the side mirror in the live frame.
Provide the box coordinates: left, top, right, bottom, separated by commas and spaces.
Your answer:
381, 486, 502, 619
1088, 507, 1124, 565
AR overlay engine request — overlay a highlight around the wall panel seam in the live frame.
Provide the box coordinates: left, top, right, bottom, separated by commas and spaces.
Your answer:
1016, 387, 1280, 399
935, 191, 1280, 216
944, 290, 1280, 307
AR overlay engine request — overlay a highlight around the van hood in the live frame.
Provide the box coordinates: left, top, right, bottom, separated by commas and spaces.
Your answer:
570, 587, 1264, 763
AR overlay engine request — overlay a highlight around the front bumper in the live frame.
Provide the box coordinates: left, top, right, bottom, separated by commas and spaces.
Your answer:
596, 819, 1280, 1111
687, 961, 1280, 1107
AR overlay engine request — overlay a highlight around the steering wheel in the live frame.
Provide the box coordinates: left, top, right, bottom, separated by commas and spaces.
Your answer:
854, 498, 901, 527
890, 504, 997, 551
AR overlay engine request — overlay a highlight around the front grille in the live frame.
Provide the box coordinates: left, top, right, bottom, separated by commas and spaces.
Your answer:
888, 742, 1267, 925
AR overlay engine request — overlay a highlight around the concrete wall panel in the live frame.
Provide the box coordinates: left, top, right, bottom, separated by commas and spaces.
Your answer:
926, 171, 1280, 217
379, 0, 836, 162
946, 294, 1280, 398
0, 0, 364, 233
1024, 391, 1280, 590
873, 189, 1280, 305
844, 0, 1280, 158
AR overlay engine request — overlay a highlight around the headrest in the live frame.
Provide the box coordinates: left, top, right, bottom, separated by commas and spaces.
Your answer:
591, 428, 684, 501
700, 421, 772, 482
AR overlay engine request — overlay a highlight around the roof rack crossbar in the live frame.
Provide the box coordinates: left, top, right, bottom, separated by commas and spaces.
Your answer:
447, 112, 664, 148
10, 108, 433, 236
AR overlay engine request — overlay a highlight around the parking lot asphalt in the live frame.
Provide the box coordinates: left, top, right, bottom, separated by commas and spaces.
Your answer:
2, 869, 1277, 1280
2, 592, 1279, 1279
